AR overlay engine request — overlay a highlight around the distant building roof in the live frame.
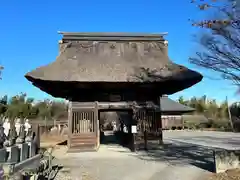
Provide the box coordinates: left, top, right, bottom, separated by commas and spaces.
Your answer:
160, 96, 194, 114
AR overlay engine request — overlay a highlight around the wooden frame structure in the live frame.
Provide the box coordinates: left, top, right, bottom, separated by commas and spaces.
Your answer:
68, 102, 99, 151
67, 100, 162, 152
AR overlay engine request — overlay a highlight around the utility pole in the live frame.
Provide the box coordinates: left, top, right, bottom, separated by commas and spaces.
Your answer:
226, 96, 234, 132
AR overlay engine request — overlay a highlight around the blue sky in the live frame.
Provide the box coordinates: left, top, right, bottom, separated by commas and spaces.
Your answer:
0, 0, 238, 103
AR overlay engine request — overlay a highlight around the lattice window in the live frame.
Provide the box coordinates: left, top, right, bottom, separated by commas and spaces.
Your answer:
72, 111, 95, 134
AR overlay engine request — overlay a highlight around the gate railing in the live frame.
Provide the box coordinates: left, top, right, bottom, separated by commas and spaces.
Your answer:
72, 111, 95, 134
136, 110, 159, 132
68, 101, 98, 136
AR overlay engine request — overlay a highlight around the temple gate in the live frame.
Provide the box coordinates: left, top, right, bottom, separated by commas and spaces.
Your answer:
25, 32, 203, 152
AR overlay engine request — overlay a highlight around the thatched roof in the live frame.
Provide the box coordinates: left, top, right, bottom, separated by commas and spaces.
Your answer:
25, 32, 203, 97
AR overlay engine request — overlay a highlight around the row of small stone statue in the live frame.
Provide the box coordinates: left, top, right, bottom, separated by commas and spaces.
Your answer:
0, 117, 33, 148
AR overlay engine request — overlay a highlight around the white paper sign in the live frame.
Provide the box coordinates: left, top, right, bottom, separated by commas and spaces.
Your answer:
131, 125, 137, 133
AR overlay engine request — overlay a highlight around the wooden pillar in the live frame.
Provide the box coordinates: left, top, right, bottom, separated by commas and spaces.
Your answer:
67, 101, 72, 150
33, 124, 40, 154
158, 96, 163, 144
144, 129, 148, 150
142, 109, 148, 151
58, 124, 61, 135
131, 131, 136, 152
131, 102, 138, 152
95, 101, 100, 150
181, 115, 184, 130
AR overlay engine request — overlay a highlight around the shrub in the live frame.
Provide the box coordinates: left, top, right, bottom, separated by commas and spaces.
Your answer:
184, 118, 231, 131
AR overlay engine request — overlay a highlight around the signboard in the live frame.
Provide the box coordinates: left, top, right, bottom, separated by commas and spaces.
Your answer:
131, 125, 137, 133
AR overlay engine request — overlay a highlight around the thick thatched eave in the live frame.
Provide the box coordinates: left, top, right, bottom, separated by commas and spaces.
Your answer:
25, 32, 203, 98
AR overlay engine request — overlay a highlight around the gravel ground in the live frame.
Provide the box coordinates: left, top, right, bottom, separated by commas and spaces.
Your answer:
51, 131, 240, 180
53, 146, 209, 180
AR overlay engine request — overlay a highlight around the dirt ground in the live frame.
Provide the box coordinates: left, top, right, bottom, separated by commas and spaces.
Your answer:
51, 145, 240, 180
40, 134, 67, 148
40, 132, 240, 180
207, 169, 240, 180
49, 145, 240, 180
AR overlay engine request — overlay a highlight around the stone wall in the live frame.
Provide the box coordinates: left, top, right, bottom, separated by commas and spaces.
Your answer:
214, 149, 240, 173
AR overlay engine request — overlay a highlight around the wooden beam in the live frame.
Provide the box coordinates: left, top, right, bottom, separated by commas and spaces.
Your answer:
67, 101, 72, 149
158, 95, 163, 144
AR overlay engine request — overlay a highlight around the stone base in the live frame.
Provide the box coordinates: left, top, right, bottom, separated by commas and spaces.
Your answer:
214, 149, 240, 173
27, 142, 36, 157
0, 148, 7, 163
6, 146, 19, 163
17, 143, 29, 161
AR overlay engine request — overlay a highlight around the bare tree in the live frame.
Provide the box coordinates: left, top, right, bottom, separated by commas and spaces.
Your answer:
189, 0, 240, 86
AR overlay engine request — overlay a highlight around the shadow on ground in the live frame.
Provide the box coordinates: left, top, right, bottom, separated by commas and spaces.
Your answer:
118, 141, 216, 172
100, 131, 134, 150
100, 132, 119, 144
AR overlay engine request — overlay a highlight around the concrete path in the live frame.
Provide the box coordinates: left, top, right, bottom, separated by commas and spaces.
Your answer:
163, 130, 240, 150
54, 131, 240, 180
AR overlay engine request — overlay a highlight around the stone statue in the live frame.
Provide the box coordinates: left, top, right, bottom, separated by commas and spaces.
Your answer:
3, 133, 10, 147
3, 118, 10, 137
24, 119, 31, 134
15, 118, 21, 136
50, 126, 58, 136
123, 124, 128, 133
16, 124, 25, 144
0, 125, 6, 148
8, 128, 17, 146
25, 127, 33, 142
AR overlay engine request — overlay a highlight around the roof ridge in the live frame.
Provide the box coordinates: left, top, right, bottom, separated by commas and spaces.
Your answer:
58, 32, 168, 42
58, 31, 168, 37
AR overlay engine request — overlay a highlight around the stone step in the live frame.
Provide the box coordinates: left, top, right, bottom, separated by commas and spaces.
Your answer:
71, 138, 96, 143
71, 135, 96, 139
68, 144, 97, 152
71, 141, 96, 146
